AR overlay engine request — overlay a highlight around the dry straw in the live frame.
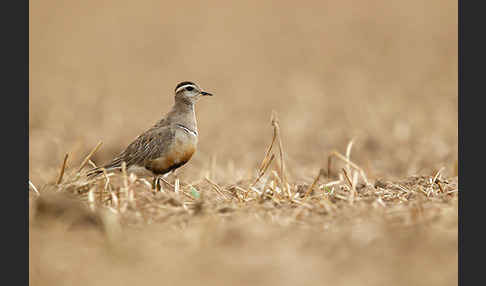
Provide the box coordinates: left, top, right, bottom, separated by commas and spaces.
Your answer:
328, 149, 370, 186
29, 111, 457, 237
29, 180, 39, 196
56, 153, 69, 185
250, 111, 290, 199
303, 168, 325, 198
78, 141, 103, 173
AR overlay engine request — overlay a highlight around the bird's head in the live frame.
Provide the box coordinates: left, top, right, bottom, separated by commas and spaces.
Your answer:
174, 81, 213, 104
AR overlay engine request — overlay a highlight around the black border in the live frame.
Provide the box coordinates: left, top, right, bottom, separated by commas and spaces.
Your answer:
5, 0, 28, 284
459, 0, 485, 285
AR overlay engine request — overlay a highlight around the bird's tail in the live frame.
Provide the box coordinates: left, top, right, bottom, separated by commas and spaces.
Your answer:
86, 167, 105, 178
86, 164, 122, 178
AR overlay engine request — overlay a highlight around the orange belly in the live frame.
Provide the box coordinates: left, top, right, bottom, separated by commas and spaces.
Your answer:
145, 137, 196, 175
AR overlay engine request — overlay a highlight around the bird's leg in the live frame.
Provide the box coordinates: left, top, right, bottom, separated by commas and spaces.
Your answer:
153, 175, 162, 191
170, 168, 178, 184
157, 173, 173, 191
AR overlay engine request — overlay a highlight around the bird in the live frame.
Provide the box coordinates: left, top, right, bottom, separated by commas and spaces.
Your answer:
87, 81, 213, 187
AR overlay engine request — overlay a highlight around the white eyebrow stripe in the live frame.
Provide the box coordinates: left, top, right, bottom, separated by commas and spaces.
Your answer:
175, 84, 198, 93
175, 124, 198, 136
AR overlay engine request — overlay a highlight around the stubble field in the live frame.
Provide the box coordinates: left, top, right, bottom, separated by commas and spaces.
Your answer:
29, 0, 458, 285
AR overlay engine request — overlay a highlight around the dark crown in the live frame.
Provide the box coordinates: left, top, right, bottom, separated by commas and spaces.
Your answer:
175, 81, 197, 91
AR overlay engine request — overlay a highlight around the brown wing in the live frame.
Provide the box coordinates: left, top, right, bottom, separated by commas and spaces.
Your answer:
87, 119, 174, 177
106, 126, 174, 169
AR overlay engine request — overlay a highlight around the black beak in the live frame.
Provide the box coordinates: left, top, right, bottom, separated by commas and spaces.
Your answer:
200, 91, 213, 96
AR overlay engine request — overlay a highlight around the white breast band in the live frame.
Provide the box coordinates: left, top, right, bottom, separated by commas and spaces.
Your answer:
176, 124, 198, 137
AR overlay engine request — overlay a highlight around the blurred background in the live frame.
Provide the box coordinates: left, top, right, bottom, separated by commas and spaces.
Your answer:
29, 0, 457, 185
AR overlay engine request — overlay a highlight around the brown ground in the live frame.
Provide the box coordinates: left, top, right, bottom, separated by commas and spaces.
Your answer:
29, 0, 458, 285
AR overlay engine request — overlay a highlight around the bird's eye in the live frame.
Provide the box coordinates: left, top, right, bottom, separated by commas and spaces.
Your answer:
185, 86, 194, 91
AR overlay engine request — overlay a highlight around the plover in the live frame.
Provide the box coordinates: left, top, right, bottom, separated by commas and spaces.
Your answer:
87, 81, 213, 184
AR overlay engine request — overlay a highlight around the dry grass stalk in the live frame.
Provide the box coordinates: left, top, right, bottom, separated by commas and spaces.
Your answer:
88, 160, 97, 169
304, 168, 325, 198
286, 182, 292, 198
342, 168, 353, 189
119, 162, 130, 207
159, 177, 174, 188
329, 150, 370, 185
436, 181, 445, 193
432, 167, 444, 183
110, 189, 120, 208
349, 171, 358, 205
249, 186, 262, 196
432, 167, 445, 193
205, 177, 229, 200
128, 185, 135, 205
248, 111, 288, 198
174, 179, 180, 193
101, 168, 112, 204
322, 180, 342, 188
87, 187, 96, 211
345, 139, 354, 175
327, 155, 332, 178
396, 184, 411, 193
250, 111, 279, 190
77, 141, 103, 173
258, 126, 277, 173
271, 111, 288, 195
121, 161, 128, 190
101, 167, 109, 187
271, 170, 282, 187
333, 193, 350, 201
232, 185, 249, 201
56, 153, 69, 185
29, 180, 40, 196
252, 154, 275, 187
181, 185, 196, 201
375, 196, 386, 207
